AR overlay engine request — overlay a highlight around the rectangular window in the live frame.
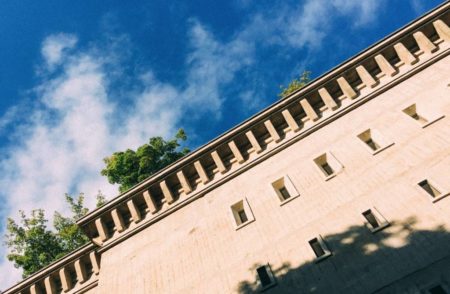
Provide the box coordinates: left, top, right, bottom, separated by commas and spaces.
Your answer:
308, 235, 331, 262
362, 208, 389, 233
357, 129, 394, 155
403, 104, 428, 124
402, 103, 444, 128
271, 175, 299, 204
230, 198, 255, 229
313, 152, 343, 180
363, 210, 380, 229
256, 264, 276, 290
309, 238, 325, 257
279, 187, 290, 200
238, 209, 248, 223
417, 179, 449, 203
428, 285, 447, 294
419, 180, 441, 198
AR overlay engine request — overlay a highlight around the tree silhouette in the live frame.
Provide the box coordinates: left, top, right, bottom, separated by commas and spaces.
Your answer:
237, 217, 450, 293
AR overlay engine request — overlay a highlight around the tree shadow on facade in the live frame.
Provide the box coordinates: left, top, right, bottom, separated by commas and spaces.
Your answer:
237, 217, 450, 294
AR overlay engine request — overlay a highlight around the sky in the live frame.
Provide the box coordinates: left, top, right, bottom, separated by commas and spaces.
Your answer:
0, 0, 445, 289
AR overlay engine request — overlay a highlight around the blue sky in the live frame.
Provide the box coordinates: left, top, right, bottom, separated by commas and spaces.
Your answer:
0, 0, 445, 288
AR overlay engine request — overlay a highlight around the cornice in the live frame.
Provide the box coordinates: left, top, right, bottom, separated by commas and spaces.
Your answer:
3, 244, 100, 294
74, 2, 450, 251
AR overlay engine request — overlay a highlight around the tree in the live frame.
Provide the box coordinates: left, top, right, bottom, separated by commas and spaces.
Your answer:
278, 71, 311, 98
5, 193, 103, 278
101, 129, 190, 193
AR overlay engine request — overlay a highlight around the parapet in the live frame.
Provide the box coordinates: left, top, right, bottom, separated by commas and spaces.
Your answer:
74, 2, 450, 253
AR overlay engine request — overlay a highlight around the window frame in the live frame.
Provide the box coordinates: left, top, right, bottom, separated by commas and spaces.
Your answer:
361, 207, 390, 233
417, 179, 449, 203
271, 175, 300, 206
256, 264, 277, 291
313, 152, 343, 181
356, 129, 394, 155
402, 103, 445, 128
230, 198, 255, 230
308, 235, 332, 263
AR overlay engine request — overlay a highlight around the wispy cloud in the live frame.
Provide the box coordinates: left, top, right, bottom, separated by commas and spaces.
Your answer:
0, 0, 387, 288
41, 33, 78, 70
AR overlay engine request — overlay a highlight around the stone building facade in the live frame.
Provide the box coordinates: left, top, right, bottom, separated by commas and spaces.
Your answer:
4, 2, 450, 293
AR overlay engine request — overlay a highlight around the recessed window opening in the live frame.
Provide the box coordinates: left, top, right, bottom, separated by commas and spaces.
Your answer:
238, 209, 248, 224
321, 162, 334, 176
271, 176, 299, 203
403, 104, 428, 124
363, 210, 380, 229
309, 238, 326, 257
230, 199, 255, 228
358, 130, 381, 151
279, 186, 291, 200
257, 266, 272, 287
419, 180, 441, 198
428, 285, 447, 294
314, 153, 342, 178
256, 264, 276, 289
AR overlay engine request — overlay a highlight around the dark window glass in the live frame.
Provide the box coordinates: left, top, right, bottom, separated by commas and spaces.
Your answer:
257, 266, 272, 287
363, 210, 380, 229
238, 209, 248, 224
321, 163, 334, 176
419, 180, 441, 198
365, 138, 381, 151
411, 112, 428, 123
279, 187, 290, 200
429, 285, 447, 294
309, 238, 326, 257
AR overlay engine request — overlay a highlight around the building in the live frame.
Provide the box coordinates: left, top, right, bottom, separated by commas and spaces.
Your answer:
3, 2, 450, 293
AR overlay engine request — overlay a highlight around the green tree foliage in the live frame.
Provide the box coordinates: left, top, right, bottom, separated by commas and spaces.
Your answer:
278, 71, 311, 98
101, 129, 190, 193
5, 193, 103, 278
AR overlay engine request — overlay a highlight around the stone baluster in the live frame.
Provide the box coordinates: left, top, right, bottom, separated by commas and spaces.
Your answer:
281, 109, 300, 132
59, 267, 72, 292
44, 276, 57, 294
228, 141, 245, 164
95, 218, 108, 242
393, 42, 418, 65
160, 180, 175, 204
318, 87, 339, 111
245, 130, 263, 153
264, 119, 281, 143
176, 170, 192, 194
413, 31, 438, 54
211, 151, 227, 174
194, 160, 210, 184
337, 76, 357, 99
299, 98, 319, 121
374, 54, 398, 77
356, 65, 378, 88
74, 259, 87, 284
127, 199, 142, 222
89, 252, 100, 275
433, 19, 450, 41
111, 208, 125, 233
30, 285, 42, 294
143, 190, 158, 213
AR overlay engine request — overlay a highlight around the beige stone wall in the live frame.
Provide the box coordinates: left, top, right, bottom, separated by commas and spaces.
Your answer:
96, 55, 450, 293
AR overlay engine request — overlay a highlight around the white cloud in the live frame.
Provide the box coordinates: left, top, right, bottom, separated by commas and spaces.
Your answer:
41, 33, 78, 70
0, 0, 387, 288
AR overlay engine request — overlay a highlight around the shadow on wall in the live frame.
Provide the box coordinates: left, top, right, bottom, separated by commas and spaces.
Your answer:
236, 217, 450, 294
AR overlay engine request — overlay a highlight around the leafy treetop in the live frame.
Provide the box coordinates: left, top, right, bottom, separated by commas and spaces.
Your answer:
278, 71, 311, 98
101, 129, 190, 193
5, 193, 104, 278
